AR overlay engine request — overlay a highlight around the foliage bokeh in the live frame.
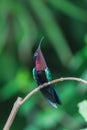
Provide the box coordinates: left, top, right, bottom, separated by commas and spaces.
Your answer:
0, 0, 87, 130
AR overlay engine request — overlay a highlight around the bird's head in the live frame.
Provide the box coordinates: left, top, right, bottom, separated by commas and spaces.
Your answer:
33, 37, 47, 71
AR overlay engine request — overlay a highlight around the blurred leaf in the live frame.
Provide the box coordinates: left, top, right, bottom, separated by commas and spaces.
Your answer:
49, 0, 87, 23
78, 100, 87, 122
0, 53, 17, 81
19, 98, 36, 116
60, 82, 76, 104
0, 13, 8, 53
35, 108, 63, 129
34, 107, 82, 129
12, 2, 38, 61
1, 68, 35, 100
77, 70, 87, 94
68, 46, 87, 70
24, 125, 39, 130
29, 0, 72, 65
84, 34, 87, 44
80, 128, 87, 130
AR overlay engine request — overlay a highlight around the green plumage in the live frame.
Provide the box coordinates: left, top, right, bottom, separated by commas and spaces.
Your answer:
45, 67, 52, 81
33, 67, 52, 83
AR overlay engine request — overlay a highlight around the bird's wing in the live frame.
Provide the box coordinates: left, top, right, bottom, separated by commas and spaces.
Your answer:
45, 67, 53, 81
33, 67, 37, 82
45, 67, 62, 105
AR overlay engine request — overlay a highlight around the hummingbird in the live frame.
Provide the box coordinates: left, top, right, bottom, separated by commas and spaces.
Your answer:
33, 37, 61, 108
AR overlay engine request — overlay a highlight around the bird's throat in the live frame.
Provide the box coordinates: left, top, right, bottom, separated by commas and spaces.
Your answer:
36, 52, 47, 71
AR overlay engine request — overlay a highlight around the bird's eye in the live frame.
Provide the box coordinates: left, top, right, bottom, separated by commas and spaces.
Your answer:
33, 51, 38, 63
34, 52, 38, 57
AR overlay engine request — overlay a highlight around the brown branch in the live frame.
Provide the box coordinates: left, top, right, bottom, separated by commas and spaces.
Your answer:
3, 77, 87, 130
3, 97, 22, 130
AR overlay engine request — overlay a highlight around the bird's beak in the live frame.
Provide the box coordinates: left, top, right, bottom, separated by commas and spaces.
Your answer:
38, 36, 44, 50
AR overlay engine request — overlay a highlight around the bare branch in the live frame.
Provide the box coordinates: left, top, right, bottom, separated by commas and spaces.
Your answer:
3, 77, 87, 130
21, 77, 87, 104
3, 97, 22, 130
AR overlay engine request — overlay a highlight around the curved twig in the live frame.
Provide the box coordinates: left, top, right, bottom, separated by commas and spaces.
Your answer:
3, 77, 87, 130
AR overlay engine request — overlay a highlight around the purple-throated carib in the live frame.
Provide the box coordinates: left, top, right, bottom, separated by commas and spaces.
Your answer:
33, 37, 61, 108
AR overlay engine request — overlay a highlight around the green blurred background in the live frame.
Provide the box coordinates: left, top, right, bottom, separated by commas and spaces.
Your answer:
0, 0, 87, 130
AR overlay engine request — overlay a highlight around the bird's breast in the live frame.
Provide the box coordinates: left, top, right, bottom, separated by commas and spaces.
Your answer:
35, 70, 48, 85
